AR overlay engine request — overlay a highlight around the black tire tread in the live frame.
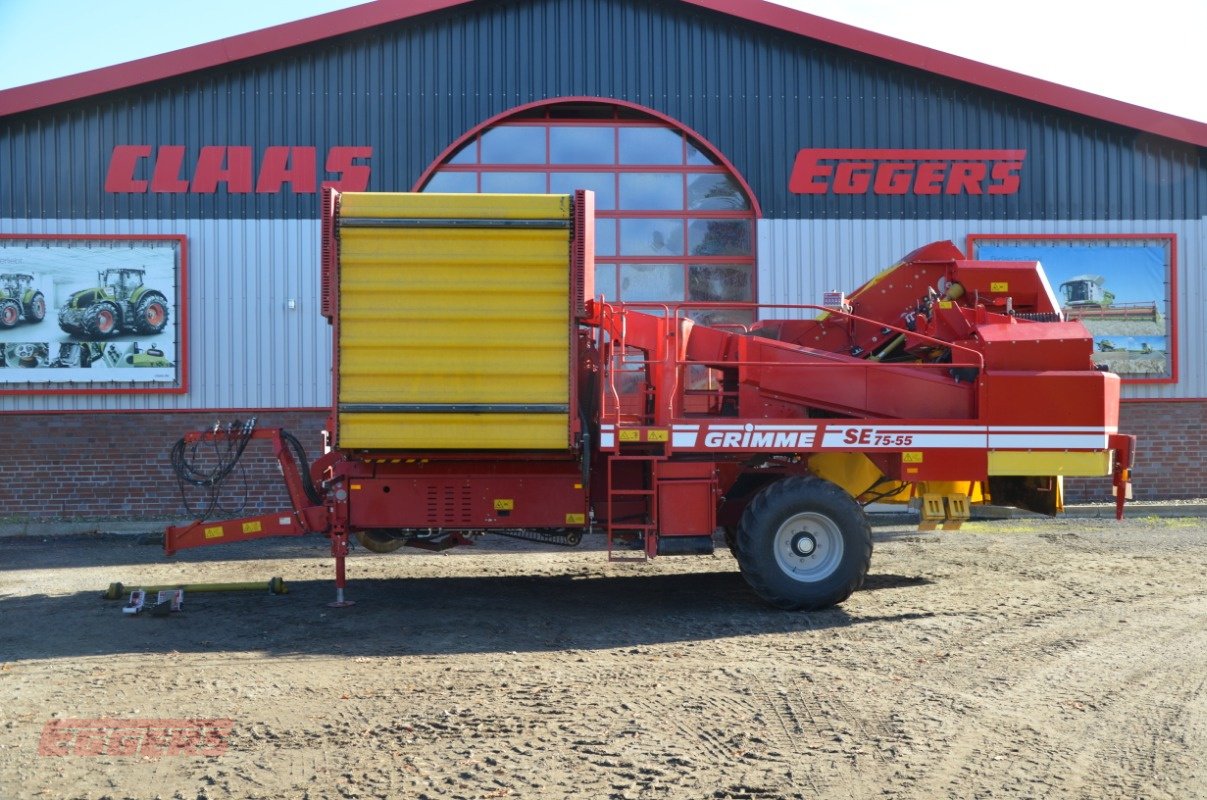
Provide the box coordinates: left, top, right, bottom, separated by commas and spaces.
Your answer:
735, 476, 871, 610
354, 529, 406, 553
28, 291, 46, 321
133, 292, 169, 334
0, 299, 19, 329
82, 301, 121, 338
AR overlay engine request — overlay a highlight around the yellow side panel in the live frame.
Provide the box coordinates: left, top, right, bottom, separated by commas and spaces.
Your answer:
337, 193, 573, 449
807, 452, 987, 506
916, 481, 984, 503
807, 452, 888, 499
339, 413, 568, 450
339, 192, 570, 220
988, 451, 1111, 477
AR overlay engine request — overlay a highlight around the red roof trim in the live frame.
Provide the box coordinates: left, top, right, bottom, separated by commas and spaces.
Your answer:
1, 0, 1204, 148
685, 0, 1207, 148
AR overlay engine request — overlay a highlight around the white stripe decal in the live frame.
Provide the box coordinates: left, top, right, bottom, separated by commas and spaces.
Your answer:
609, 421, 1113, 451
819, 429, 987, 449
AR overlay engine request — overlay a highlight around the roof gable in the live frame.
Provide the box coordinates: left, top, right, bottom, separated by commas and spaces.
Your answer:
1, 0, 1204, 148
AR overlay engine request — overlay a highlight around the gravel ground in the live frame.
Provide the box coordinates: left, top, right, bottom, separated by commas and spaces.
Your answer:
1, 514, 1205, 799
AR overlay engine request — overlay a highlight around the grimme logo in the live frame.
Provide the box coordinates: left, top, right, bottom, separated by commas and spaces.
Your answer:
105, 145, 372, 193
790, 148, 1025, 196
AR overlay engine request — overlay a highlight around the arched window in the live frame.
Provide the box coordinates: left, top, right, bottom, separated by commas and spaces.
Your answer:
417, 100, 757, 323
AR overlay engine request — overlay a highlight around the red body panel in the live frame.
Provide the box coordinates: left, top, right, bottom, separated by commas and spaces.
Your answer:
347, 462, 587, 529
976, 321, 1095, 371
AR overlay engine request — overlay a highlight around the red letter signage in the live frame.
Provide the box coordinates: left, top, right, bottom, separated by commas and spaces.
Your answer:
104, 146, 374, 194
789, 149, 1025, 196
104, 145, 151, 192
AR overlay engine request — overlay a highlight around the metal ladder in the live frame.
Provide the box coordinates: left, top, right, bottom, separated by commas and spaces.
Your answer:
603, 451, 666, 562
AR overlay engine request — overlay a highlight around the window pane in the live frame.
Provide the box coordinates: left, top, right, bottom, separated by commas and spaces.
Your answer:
481, 172, 547, 193
447, 141, 477, 165
549, 126, 615, 164
619, 173, 683, 210
620, 219, 683, 256
594, 218, 617, 256
688, 264, 753, 302
620, 264, 685, 302
423, 171, 477, 193
688, 174, 750, 210
619, 127, 683, 164
689, 219, 751, 256
480, 126, 545, 164
550, 172, 616, 210
686, 138, 715, 166
595, 262, 617, 301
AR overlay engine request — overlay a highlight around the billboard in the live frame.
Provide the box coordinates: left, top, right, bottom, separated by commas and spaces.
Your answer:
0, 235, 187, 394
968, 234, 1176, 384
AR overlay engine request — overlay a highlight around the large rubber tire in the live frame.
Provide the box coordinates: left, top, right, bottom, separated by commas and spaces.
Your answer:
82, 302, 120, 338
27, 292, 46, 322
735, 476, 872, 610
0, 299, 19, 328
723, 525, 739, 555
133, 292, 169, 334
354, 529, 407, 553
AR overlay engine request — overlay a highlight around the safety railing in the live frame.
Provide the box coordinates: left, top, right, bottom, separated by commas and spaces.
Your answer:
592, 300, 988, 430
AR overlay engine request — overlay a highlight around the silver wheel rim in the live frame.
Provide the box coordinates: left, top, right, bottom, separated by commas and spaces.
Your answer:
772, 511, 844, 582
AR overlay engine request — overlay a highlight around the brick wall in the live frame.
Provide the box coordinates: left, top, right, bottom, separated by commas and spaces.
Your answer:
0, 411, 328, 522
1058, 400, 1205, 502
0, 401, 1201, 522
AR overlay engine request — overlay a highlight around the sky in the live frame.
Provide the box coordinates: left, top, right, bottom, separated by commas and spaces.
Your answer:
0, 0, 1203, 124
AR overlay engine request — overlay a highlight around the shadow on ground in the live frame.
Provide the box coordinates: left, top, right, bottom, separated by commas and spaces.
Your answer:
0, 568, 936, 662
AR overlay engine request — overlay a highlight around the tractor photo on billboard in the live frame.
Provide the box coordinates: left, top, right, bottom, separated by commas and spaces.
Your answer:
0, 273, 47, 328
58, 268, 170, 339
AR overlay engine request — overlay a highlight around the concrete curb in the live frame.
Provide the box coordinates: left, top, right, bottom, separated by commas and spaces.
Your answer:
1059, 503, 1207, 519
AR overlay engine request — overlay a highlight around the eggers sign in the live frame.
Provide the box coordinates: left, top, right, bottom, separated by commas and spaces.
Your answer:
790, 148, 1025, 196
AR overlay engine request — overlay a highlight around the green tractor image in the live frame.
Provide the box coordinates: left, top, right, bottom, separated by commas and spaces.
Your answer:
58, 268, 169, 339
0, 273, 47, 328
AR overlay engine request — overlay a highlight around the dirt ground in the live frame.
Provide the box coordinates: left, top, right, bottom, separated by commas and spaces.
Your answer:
1, 514, 1205, 800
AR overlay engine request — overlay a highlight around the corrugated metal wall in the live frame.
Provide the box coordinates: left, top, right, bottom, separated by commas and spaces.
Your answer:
1, 0, 1204, 413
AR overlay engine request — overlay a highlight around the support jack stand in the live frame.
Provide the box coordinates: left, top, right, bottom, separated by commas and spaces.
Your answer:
328, 531, 356, 608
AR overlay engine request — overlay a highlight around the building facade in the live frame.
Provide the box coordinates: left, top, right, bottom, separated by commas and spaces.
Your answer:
1, 0, 1204, 520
